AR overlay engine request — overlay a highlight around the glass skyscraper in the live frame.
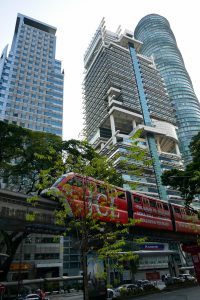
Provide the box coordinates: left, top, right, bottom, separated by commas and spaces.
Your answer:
0, 13, 64, 136
134, 14, 200, 164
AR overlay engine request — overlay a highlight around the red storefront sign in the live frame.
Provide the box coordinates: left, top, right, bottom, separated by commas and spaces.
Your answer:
146, 272, 160, 281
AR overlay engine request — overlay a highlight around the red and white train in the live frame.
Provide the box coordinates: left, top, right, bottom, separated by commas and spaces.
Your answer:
42, 172, 200, 235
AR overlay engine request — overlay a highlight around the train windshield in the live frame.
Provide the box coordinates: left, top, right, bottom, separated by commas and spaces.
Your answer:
52, 176, 66, 187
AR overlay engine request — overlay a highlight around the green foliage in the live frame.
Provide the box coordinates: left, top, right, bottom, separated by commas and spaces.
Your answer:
0, 121, 63, 194
115, 129, 152, 189
161, 131, 200, 205
0, 121, 122, 193
47, 130, 148, 299
25, 212, 36, 221
0, 121, 149, 294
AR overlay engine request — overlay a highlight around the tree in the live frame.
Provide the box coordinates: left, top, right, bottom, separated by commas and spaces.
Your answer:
0, 122, 124, 283
0, 231, 29, 281
161, 131, 200, 205
0, 121, 149, 295
51, 173, 138, 300
113, 129, 152, 190
43, 130, 149, 300
0, 121, 63, 194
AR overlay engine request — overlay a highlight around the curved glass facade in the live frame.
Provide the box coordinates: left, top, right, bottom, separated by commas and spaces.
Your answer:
134, 14, 200, 164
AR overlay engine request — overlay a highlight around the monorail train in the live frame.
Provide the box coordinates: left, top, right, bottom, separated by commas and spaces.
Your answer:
41, 172, 200, 235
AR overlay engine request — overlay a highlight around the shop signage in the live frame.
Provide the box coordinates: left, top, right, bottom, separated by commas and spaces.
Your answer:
141, 244, 164, 250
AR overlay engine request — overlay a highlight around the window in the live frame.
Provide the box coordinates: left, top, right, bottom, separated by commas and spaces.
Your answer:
97, 185, 107, 194
134, 196, 141, 203
24, 254, 31, 260
150, 200, 156, 208
181, 208, 186, 215
174, 207, 180, 214
143, 198, 149, 205
73, 178, 82, 187
117, 190, 126, 200
163, 204, 169, 211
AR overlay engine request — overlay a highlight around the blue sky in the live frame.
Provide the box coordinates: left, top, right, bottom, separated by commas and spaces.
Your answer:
0, 0, 199, 140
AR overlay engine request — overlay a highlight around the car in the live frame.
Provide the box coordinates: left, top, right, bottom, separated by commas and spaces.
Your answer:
178, 275, 186, 282
115, 283, 140, 293
136, 279, 154, 288
23, 294, 49, 300
107, 288, 120, 299
23, 294, 40, 300
179, 274, 196, 281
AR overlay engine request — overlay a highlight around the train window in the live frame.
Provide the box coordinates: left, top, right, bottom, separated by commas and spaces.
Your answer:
117, 191, 126, 200
87, 182, 96, 193
109, 189, 117, 198
52, 176, 66, 187
97, 185, 107, 195
134, 196, 141, 203
65, 178, 74, 185
181, 208, 186, 215
143, 198, 149, 205
73, 178, 82, 187
174, 207, 180, 214
163, 204, 169, 211
149, 200, 156, 207
157, 202, 163, 210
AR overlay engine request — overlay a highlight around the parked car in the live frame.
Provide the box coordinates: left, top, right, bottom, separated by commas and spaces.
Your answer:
179, 274, 196, 281
23, 294, 40, 300
23, 294, 49, 300
107, 288, 120, 299
115, 283, 141, 293
136, 279, 154, 288
165, 276, 186, 285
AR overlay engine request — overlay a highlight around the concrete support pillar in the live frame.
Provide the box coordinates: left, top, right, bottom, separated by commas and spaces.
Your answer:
108, 94, 112, 106
156, 136, 161, 152
110, 113, 117, 144
132, 119, 137, 129
175, 142, 181, 156
100, 143, 105, 150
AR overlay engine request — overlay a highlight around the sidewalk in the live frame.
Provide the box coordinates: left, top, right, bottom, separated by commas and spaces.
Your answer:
49, 291, 83, 299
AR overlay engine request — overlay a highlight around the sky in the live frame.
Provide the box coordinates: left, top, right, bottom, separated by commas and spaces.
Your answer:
0, 0, 200, 141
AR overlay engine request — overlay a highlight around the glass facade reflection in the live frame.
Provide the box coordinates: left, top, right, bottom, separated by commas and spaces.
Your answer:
134, 14, 200, 164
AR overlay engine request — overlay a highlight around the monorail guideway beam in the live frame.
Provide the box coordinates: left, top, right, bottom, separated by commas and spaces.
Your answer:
129, 226, 197, 243
0, 189, 65, 233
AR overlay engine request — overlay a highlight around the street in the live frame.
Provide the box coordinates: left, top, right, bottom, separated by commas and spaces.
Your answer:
49, 292, 83, 300
48, 286, 200, 300
131, 286, 200, 300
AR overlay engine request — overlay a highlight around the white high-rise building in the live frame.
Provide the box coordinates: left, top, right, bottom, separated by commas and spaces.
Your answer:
0, 13, 64, 136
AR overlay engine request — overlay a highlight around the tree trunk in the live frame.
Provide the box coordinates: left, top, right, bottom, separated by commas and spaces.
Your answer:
0, 231, 29, 281
82, 250, 89, 300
